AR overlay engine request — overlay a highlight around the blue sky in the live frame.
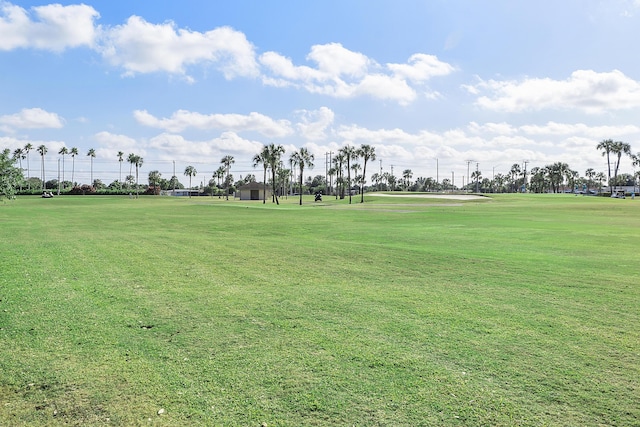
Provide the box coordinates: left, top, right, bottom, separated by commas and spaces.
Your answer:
2, 0, 640, 187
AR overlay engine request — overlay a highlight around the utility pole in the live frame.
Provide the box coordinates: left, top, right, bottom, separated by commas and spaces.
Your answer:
436, 158, 439, 189
522, 160, 529, 193
465, 159, 474, 192
390, 164, 394, 190
451, 171, 454, 193
328, 151, 333, 195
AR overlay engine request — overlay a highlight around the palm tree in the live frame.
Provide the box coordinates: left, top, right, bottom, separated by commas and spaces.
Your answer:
290, 148, 314, 205
357, 144, 376, 202
127, 153, 136, 178
117, 151, 124, 183
266, 143, 285, 204
402, 169, 413, 190
610, 141, 631, 194
585, 168, 596, 191
24, 143, 33, 189
125, 154, 143, 197
220, 155, 235, 200
339, 145, 357, 203
471, 169, 482, 193
37, 144, 47, 190
12, 148, 24, 191
184, 166, 197, 197
58, 147, 68, 187
596, 139, 614, 193
70, 147, 78, 185
148, 170, 162, 195
87, 148, 96, 185
252, 147, 269, 204
509, 163, 521, 192
214, 166, 226, 188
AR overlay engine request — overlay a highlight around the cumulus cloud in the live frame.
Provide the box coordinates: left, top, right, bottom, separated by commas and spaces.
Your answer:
469, 70, 640, 113
295, 107, 335, 141
260, 43, 454, 104
0, 2, 99, 51
133, 109, 292, 137
147, 131, 263, 161
387, 53, 456, 82
0, 108, 64, 132
100, 17, 258, 79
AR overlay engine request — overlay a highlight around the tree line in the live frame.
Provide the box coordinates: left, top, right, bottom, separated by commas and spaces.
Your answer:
2, 139, 639, 201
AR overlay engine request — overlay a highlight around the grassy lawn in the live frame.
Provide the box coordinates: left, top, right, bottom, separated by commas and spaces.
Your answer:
0, 193, 638, 426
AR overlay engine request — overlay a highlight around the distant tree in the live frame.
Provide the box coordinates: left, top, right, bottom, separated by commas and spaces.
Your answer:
184, 166, 197, 197
266, 143, 285, 204
290, 148, 314, 205
595, 172, 606, 192
148, 170, 162, 195
220, 155, 235, 200
117, 151, 124, 183
339, 145, 357, 203
611, 141, 631, 193
357, 144, 376, 202
12, 148, 24, 191
87, 148, 96, 185
130, 155, 143, 198
1, 149, 23, 201
596, 139, 614, 192
584, 168, 596, 191
252, 146, 269, 204
70, 147, 78, 185
167, 175, 183, 191
509, 163, 521, 192
332, 152, 346, 199
58, 146, 68, 186
23, 143, 33, 189
471, 169, 482, 193
37, 144, 47, 190
127, 153, 137, 180
402, 169, 413, 190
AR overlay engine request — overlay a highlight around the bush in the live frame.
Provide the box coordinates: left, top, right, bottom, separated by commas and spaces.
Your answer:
69, 185, 96, 195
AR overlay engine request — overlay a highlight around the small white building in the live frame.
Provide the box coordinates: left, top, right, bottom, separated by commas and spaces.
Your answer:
169, 189, 200, 197
237, 182, 272, 200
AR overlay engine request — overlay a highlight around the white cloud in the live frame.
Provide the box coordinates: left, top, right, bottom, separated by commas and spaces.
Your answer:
0, 108, 64, 132
100, 16, 258, 79
0, 2, 99, 51
470, 70, 640, 113
387, 53, 455, 82
260, 43, 453, 104
94, 131, 138, 153
133, 109, 292, 137
295, 107, 335, 141
519, 122, 640, 138
147, 132, 263, 161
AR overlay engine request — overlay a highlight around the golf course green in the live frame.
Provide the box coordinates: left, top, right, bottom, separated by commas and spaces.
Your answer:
0, 193, 638, 426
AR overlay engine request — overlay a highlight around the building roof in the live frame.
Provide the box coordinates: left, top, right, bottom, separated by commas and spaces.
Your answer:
238, 182, 272, 190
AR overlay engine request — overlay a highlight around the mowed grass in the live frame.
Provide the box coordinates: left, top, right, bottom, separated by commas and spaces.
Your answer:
0, 193, 638, 426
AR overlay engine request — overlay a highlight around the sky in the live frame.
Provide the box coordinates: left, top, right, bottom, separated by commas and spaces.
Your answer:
2, 0, 640, 188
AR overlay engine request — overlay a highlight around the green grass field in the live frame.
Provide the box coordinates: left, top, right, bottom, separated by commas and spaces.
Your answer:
1, 193, 638, 426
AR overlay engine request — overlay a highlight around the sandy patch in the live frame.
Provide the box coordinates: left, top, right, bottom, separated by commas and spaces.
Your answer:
371, 193, 488, 201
